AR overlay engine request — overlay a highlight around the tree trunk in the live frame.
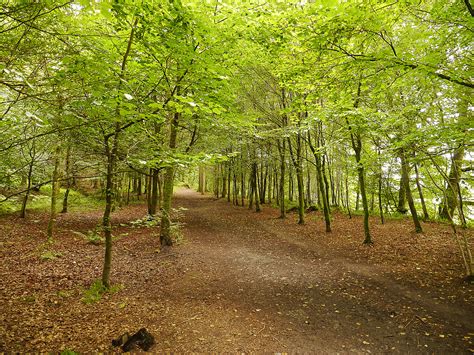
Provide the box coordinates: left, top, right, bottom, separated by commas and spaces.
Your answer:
414, 162, 429, 220
345, 172, 352, 219
401, 150, 422, 233
253, 161, 261, 212
397, 161, 408, 214
440, 146, 464, 220
149, 168, 159, 216
355, 186, 360, 211
356, 151, 372, 244
378, 163, 385, 225
277, 139, 286, 218
287, 134, 305, 225
288, 166, 294, 202
137, 175, 142, 200
227, 163, 231, 202
346, 82, 371, 244
20, 157, 34, 218
308, 131, 331, 232
47, 146, 61, 241
61, 145, 71, 213
222, 163, 227, 199
240, 170, 245, 207
160, 112, 179, 246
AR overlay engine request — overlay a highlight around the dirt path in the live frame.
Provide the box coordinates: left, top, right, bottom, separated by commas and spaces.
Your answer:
1, 188, 473, 353
171, 189, 473, 353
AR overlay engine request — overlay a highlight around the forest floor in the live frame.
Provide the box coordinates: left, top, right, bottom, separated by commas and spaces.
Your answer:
0, 188, 473, 353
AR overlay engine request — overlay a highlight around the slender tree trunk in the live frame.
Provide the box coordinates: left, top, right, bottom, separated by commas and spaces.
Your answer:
440, 146, 464, 220
288, 166, 294, 202
227, 163, 231, 202
47, 146, 61, 241
268, 168, 273, 205
401, 149, 423, 233
277, 140, 286, 218
233, 172, 238, 205
101, 127, 120, 288
356, 151, 372, 244
241, 171, 245, 207
322, 155, 331, 209
378, 160, 385, 225
160, 112, 179, 246
149, 168, 159, 216
306, 167, 312, 206
126, 175, 131, 205
20, 157, 34, 218
287, 134, 305, 224
61, 145, 71, 213
414, 162, 429, 220
222, 163, 227, 199
345, 172, 352, 219
308, 131, 331, 232
253, 161, 261, 212
346, 82, 371, 244
137, 175, 142, 200
397, 162, 408, 214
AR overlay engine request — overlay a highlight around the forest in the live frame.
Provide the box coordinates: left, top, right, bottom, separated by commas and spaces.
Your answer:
0, 0, 473, 353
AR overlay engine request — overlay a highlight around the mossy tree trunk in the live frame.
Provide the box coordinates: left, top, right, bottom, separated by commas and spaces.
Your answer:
287, 127, 305, 225
440, 146, 464, 221
101, 128, 119, 288
101, 17, 138, 289
346, 82, 372, 244
308, 130, 331, 232
160, 111, 179, 247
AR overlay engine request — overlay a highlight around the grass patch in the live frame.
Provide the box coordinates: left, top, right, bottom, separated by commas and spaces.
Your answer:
40, 250, 62, 261
57, 290, 74, 298
85, 227, 105, 245
170, 222, 185, 245
130, 215, 159, 228
60, 349, 79, 355
20, 294, 36, 303
81, 279, 123, 304
0, 185, 104, 215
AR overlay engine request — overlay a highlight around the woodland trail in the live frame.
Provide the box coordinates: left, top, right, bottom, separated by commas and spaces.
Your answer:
0, 188, 473, 353
170, 188, 473, 353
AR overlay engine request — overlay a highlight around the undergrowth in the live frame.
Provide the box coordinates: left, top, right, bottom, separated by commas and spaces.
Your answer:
81, 280, 123, 304
0, 185, 103, 215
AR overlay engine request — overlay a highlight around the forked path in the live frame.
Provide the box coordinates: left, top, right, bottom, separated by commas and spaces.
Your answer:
165, 188, 472, 353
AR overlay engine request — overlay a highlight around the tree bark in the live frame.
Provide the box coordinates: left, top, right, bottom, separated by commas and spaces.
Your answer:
440, 146, 464, 220
102, 17, 138, 288
346, 82, 371, 244
101, 127, 119, 288
47, 146, 61, 241
401, 150, 423, 233
277, 139, 286, 219
149, 168, 159, 216
61, 145, 71, 213
160, 111, 179, 246
308, 131, 331, 232
397, 154, 408, 214
414, 161, 429, 220
20, 154, 34, 218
